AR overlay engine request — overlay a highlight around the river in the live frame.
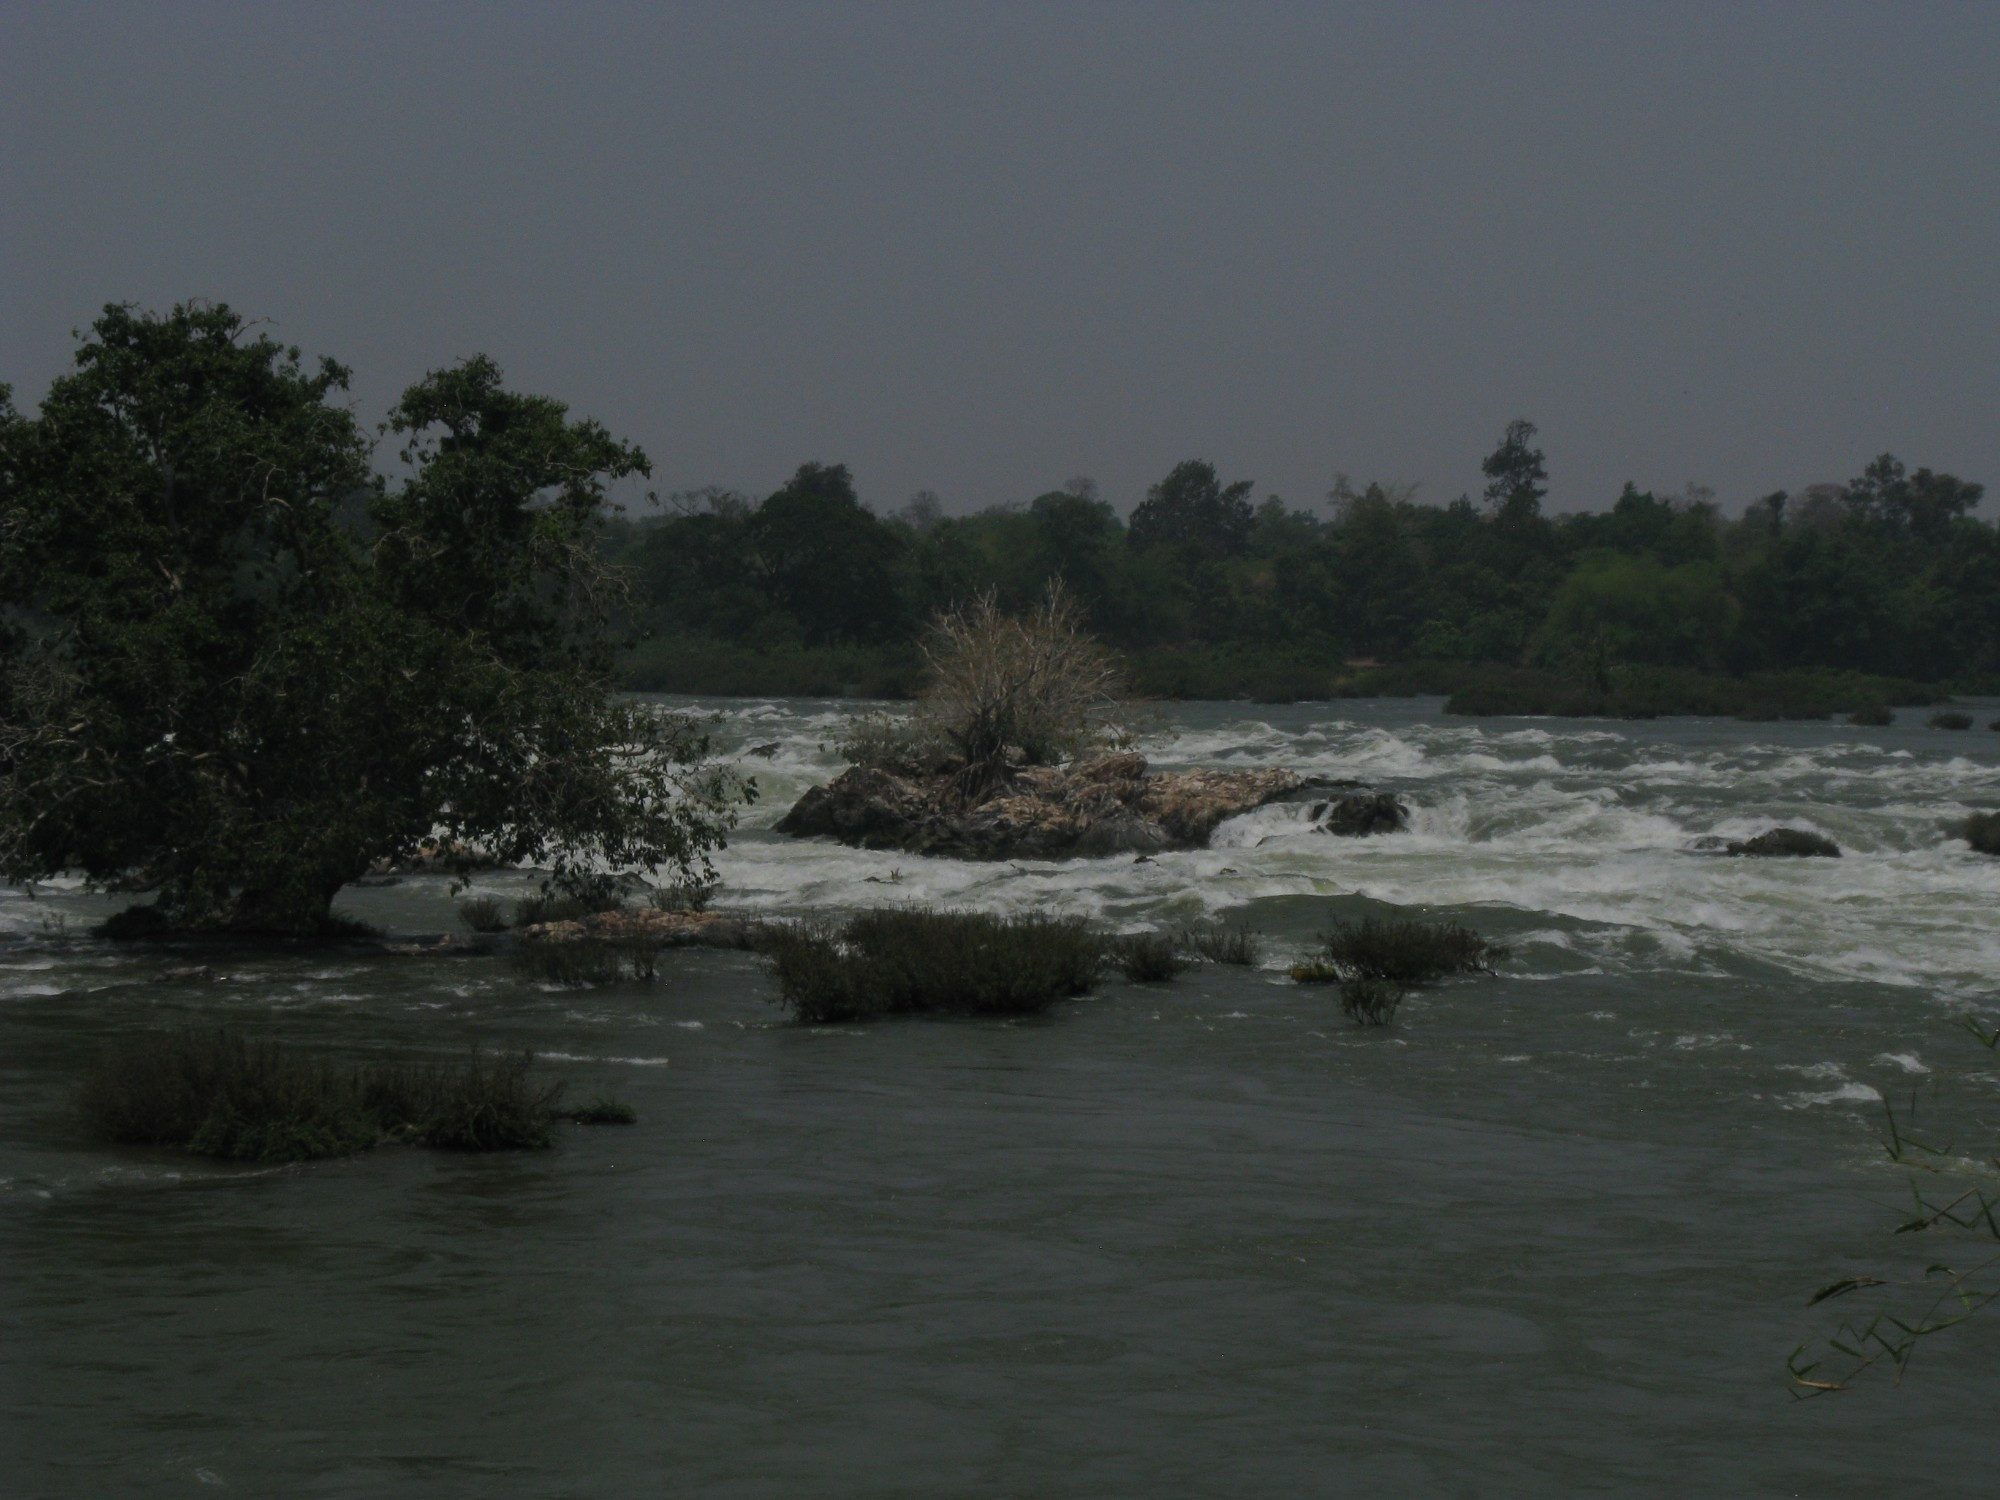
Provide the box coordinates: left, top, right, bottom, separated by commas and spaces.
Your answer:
4, 697, 1999, 1496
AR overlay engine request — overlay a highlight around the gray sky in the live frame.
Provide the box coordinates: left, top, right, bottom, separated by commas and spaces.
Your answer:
5, 1, 1997, 517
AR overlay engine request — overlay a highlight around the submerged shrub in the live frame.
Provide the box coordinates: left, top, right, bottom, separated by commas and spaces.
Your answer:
1338, 977, 1405, 1027
458, 896, 510, 933
1292, 916, 1506, 987
364, 1050, 562, 1151
1180, 922, 1261, 966
78, 1029, 378, 1163
1930, 711, 1975, 731
1111, 931, 1189, 983
1848, 704, 1894, 727
76, 1032, 593, 1161
509, 933, 661, 985
764, 907, 1104, 1022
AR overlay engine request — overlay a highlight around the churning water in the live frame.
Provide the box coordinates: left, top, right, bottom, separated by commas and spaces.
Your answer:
4, 698, 1999, 1496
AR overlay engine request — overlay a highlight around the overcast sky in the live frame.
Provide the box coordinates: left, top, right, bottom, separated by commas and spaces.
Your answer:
4, 1, 1996, 517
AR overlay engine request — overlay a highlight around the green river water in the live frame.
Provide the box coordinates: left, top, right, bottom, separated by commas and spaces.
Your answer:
5, 698, 1999, 1497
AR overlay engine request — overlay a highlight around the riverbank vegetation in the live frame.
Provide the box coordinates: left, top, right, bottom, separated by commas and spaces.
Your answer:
607, 432, 1993, 714
1, 303, 744, 937
76, 1029, 625, 1162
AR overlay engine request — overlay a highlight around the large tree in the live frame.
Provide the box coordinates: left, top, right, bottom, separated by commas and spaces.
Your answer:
0, 303, 741, 933
1128, 460, 1256, 556
751, 462, 907, 646
1480, 419, 1548, 521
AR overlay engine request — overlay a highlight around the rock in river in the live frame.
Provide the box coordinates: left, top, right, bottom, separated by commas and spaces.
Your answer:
775, 752, 1311, 859
1311, 790, 1409, 837
1723, 827, 1841, 858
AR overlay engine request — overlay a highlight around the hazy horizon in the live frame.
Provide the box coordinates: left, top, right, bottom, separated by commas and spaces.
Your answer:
5, 1, 1997, 518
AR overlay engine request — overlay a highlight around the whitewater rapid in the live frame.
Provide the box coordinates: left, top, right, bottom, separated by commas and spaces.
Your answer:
698, 696, 2000, 1005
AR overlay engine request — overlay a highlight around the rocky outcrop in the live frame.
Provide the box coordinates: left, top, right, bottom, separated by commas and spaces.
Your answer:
775, 752, 1312, 859
1723, 827, 1841, 858
1311, 790, 1409, 837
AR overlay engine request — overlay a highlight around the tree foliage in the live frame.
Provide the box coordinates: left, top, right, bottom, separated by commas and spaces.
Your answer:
0, 303, 742, 933
614, 416, 1994, 691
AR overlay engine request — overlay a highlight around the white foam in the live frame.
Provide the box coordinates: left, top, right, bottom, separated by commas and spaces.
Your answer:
1787, 1082, 1885, 1108
670, 696, 2000, 998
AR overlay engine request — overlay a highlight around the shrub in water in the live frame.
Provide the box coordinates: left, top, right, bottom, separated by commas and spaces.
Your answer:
508, 933, 661, 985
1292, 916, 1506, 987
513, 892, 595, 927
1930, 712, 1974, 731
1180, 922, 1261, 966
1338, 976, 1405, 1027
1849, 704, 1894, 727
77, 1029, 379, 1163
1111, 930, 1189, 983
365, 1050, 563, 1151
458, 896, 510, 933
78, 1031, 599, 1161
764, 907, 1104, 1022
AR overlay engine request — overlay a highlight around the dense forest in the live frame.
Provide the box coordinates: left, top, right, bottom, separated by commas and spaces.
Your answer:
611, 422, 1997, 708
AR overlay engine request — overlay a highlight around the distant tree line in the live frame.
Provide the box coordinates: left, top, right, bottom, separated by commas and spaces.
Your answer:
610, 423, 1996, 686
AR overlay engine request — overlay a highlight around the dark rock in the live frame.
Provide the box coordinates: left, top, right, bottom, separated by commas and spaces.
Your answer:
100, 904, 173, 940
776, 754, 1305, 860
1963, 812, 2000, 857
1314, 791, 1409, 837
1724, 827, 1841, 858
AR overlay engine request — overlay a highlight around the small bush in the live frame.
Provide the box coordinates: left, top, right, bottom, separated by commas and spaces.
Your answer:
648, 875, 717, 912
1293, 917, 1506, 986
1111, 931, 1189, 983
764, 907, 1105, 1022
78, 1029, 378, 1163
1848, 704, 1893, 727
77, 1032, 576, 1161
1338, 977, 1406, 1027
1180, 922, 1261, 966
365, 1051, 562, 1151
1965, 812, 2000, 857
458, 896, 510, 933
1931, 711, 1975, 731
509, 934, 660, 985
